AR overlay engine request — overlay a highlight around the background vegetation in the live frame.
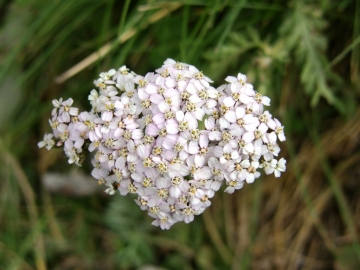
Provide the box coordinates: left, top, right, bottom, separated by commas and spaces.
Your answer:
0, 0, 359, 269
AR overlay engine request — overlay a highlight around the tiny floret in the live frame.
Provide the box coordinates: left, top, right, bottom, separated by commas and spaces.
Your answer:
38, 133, 55, 150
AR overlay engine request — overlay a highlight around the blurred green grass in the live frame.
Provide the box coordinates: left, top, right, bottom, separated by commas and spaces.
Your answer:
0, 0, 360, 269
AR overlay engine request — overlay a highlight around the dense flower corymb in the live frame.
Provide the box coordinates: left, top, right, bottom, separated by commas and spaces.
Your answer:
38, 59, 286, 229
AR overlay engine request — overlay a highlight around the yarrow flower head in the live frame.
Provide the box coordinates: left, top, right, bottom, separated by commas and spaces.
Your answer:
39, 59, 286, 229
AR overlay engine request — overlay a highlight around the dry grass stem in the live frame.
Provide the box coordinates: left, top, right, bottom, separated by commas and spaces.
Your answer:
55, 3, 181, 84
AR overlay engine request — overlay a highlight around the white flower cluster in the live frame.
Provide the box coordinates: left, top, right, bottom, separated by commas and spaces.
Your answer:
39, 59, 286, 229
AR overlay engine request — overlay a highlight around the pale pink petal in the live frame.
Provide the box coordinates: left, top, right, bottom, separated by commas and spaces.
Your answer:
146, 124, 159, 136
138, 88, 149, 100
102, 111, 113, 122
153, 113, 165, 125
163, 136, 177, 149
158, 101, 170, 113
150, 94, 163, 104
136, 144, 149, 159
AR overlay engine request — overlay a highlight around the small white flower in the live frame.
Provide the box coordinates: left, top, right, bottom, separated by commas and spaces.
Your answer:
245, 161, 260, 184
224, 179, 244, 194
260, 159, 276, 175
88, 89, 99, 103
115, 66, 136, 89
104, 182, 117, 195
58, 98, 79, 123
52, 98, 63, 108
274, 118, 286, 142
38, 133, 55, 150
99, 69, 116, 81
274, 158, 286, 177
66, 149, 81, 166
225, 73, 247, 85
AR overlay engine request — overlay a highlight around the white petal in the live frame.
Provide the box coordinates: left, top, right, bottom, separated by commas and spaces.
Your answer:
150, 94, 163, 104
166, 122, 179, 134
262, 96, 271, 106
267, 119, 276, 130
145, 83, 158, 94
189, 95, 202, 104
278, 133, 286, 142
187, 114, 198, 130
158, 101, 170, 113
199, 134, 209, 148
245, 143, 254, 153
153, 113, 165, 125
102, 111, 113, 122
132, 129, 143, 139
224, 111, 237, 123
166, 78, 177, 88
195, 155, 205, 167
208, 157, 218, 169
188, 141, 199, 154
241, 159, 250, 168
224, 186, 235, 194
38, 141, 46, 148
243, 132, 255, 143
194, 108, 205, 120
246, 173, 255, 183
207, 89, 218, 98
223, 96, 235, 107
186, 84, 197, 94
219, 118, 230, 130
213, 146, 223, 158
239, 94, 253, 104
209, 131, 221, 141
169, 186, 181, 198
206, 99, 217, 108
176, 110, 184, 122
205, 118, 215, 130
138, 88, 149, 100
225, 76, 237, 83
